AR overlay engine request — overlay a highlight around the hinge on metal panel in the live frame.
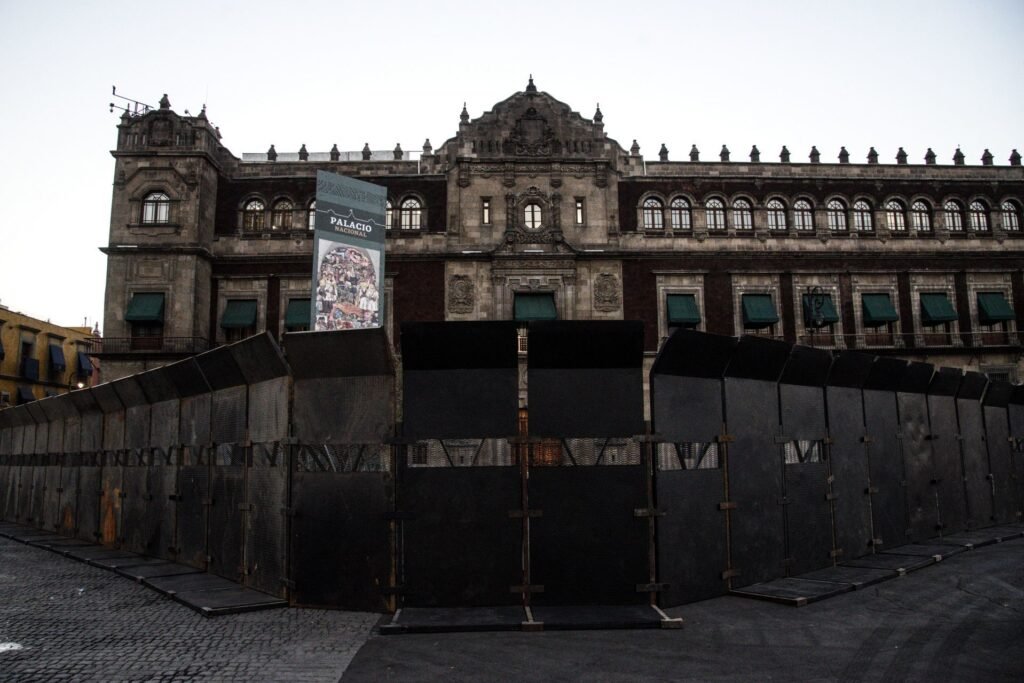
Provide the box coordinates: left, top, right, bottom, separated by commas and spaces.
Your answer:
633, 508, 664, 518
930, 478, 941, 485
716, 434, 735, 444
777, 496, 790, 506
168, 494, 182, 502
986, 473, 995, 480
829, 548, 844, 558
56, 487, 64, 494
721, 568, 740, 580
782, 557, 794, 566
718, 501, 737, 511
238, 503, 253, 512
935, 522, 946, 530
869, 537, 884, 547
202, 498, 214, 506
826, 475, 835, 484
866, 486, 879, 495
826, 493, 839, 501
823, 437, 834, 445
925, 434, 939, 441
636, 583, 668, 593
511, 584, 544, 594
508, 509, 542, 519
383, 511, 415, 521
861, 435, 873, 444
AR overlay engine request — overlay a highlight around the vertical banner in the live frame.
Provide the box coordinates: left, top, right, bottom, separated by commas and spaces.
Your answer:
312, 171, 387, 331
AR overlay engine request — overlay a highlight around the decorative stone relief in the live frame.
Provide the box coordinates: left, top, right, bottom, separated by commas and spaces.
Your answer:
593, 273, 621, 312
447, 275, 476, 314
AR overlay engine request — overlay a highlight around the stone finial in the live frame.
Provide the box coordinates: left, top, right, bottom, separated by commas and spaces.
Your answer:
197, 105, 208, 121
460, 103, 469, 124
120, 110, 132, 123
159, 94, 171, 110
214, 126, 221, 139
925, 147, 937, 164
720, 145, 730, 162
838, 146, 850, 164
896, 147, 908, 164
362, 143, 371, 160
298, 144, 308, 161
750, 145, 760, 162
953, 147, 965, 165
526, 74, 537, 93
809, 146, 820, 163
780, 145, 790, 163
1011, 149, 1022, 166
330, 144, 340, 161
981, 149, 993, 166
658, 144, 669, 161
593, 104, 603, 124
393, 143, 403, 160
630, 139, 641, 155
422, 139, 432, 155
267, 144, 277, 162
689, 144, 700, 161
867, 147, 879, 164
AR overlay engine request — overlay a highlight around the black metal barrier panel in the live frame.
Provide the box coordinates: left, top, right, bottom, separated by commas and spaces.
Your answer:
957, 372, 993, 529
983, 383, 1017, 524
1009, 386, 1024, 520
723, 336, 790, 588
825, 351, 875, 561
927, 368, 968, 535
650, 331, 735, 607
778, 345, 834, 577
176, 377, 212, 571
898, 362, 937, 543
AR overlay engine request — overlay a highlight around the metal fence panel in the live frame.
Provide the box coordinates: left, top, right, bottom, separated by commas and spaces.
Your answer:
125, 405, 151, 452
898, 392, 935, 542
120, 453, 150, 554
958, 397, 993, 529
179, 394, 212, 455
927, 394, 967, 535
983, 405, 1015, 524
176, 461, 210, 570
825, 386, 873, 561
1009, 399, 1024, 520
80, 413, 103, 454
139, 453, 178, 561
76, 463, 101, 543
245, 444, 288, 597
1, 462, 17, 522
293, 376, 393, 444
47, 418, 65, 455
248, 378, 288, 445
16, 464, 33, 524
207, 449, 245, 582
211, 387, 247, 446
652, 376, 724, 444
29, 423, 44, 455
99, 454, 124, 546
29, 465, 46, 528
58, 461, 80, 536
63, 415, 81, 458
103, 412, 125, 454
150, 400, 180, 457
12, 424, 25, 456
41, 461, 62, 532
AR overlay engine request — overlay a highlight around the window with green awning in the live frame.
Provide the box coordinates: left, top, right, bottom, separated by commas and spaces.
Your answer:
920, 292, 958, 326
801, 293, 840, 328
666, 294, 701, 327
221, 299, 258, 328
285, 298, 311, 330
861, 293, 899, 327
977, 292, 1015, 324
741, 293, 779, 328
514, 293, 557, 321
124, 292, 165, 323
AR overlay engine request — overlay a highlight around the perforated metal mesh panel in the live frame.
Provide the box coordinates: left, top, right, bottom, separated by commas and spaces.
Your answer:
12, 425, 25, 456
211, 386, 247, 445
176, 463, 210, 570
656, 442, 720, 471
405, 440, 511, 468
246, 443, 288, 597
32, 423, 47, 455
63, 415, 81, 456
121, 463, 149, 554
125, 405, 151, 451
295, 443, 392, 473
0, 464, 16, 522
150, 400, 180, 458
29, 466, 45, 528
103, 412, 125, 453
208, 457, 245, 582
179, 394, 212, 451
47, 419, 65, 455
99, 462, 123, 546
248, 378, 288, 445
76, 466, 101, 542
42, 464, 62, 532
0, 427, 11, 456
80, 413, 103, 454
58, 465, 79, 536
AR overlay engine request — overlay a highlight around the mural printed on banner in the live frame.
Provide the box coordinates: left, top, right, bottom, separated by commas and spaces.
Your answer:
312, 171, 387, 331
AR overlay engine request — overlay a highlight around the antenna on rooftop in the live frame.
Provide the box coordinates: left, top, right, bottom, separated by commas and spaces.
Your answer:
109, 85, 153, 117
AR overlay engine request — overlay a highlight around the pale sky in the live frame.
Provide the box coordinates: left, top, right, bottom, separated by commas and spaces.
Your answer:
0, 0, 1021, 329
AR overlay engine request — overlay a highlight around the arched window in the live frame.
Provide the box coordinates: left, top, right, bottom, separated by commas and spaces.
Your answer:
307, 200, 316, 231
141, 192, 171, 224
1002, 200, 1022, 232
767, 199, 787, 231
641, 197, 664, 230
911, 201, 932, 232
944, 200, 964, 231
885, 200, 906, 232
732, 199, 753, 231
826, 199, 847, 232
669, 197, 691, 231
853, 200, 873, 232
385, 200, 393, 231
968, 201, 989, 231
706, 198, 726, 231
400, 197, 423, 230
271, 199, 294, 231
793, 199, 813, 231
242, 199, 265, 231
523, 203, 543, 230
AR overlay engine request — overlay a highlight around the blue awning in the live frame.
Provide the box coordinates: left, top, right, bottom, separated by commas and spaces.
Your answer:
76, 351, 94, 378
49, 344, 66, 373
16, 386, 35, 403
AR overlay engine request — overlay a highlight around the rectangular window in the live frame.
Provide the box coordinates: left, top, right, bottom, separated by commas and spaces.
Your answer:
513, 292, 557, 321
575, 198, 585, 225
482, 198, 491, 225
666, 293, 701, 335
125, 292, 165, 350
221, 299, 258, 342
284, 298, 311, 332
741, 293, 779, 329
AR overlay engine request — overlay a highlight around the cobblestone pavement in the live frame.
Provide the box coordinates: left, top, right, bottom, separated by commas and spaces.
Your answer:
0, 537, 379, 682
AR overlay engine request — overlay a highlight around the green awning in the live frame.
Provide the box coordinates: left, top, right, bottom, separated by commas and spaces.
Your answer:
221, 300, 258, 328
124, 292, 165, 323
920, 292, 958, 325
802, 293, 840, 328
285, 298, 311, 329
514, 293, 557, 321
978, 292, 1015, 324
76, 351, 93, 378
667, 294, 701, 326
741, 293, 779, 328
862, 293, 899, 327
48, 344, 66, 373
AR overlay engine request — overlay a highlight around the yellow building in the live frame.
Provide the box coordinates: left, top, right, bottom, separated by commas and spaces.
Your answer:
0, 305, 100, 408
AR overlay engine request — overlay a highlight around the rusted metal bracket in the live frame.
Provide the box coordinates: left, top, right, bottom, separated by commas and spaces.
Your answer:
718, 501, 737, 511
508, 509, 542, 519
633, 508, 664, 518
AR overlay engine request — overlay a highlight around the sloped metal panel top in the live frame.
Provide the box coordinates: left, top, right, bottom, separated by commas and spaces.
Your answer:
164, 357, 211, 397
7, 405, 34, 426
90, 383, 124, 414
928, 366, 963, 397
898, 361, 935, 394
650, 329, 736, 379
137, 365, 179, 403
1010, 384, 1024, 406
957, 371, 988, 401
826, 351, 875, 388
401, 322, 516, 371
528, 320, 644, 369
24, 401, 47, 423
0, 408, 13, 428
779, 344, 832, 387
286, 328, 395, 378
228, 332, 289, 383
68, 387, 101, 413
985, 381, 1013, 407
724, 335, 791, 382
38, 393, 78, 421
112, 375, 149, 407
195, 345, 246, 390
863, 357, 907, 391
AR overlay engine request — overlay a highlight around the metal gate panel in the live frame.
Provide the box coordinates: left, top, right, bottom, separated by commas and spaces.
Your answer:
1, 462, 17, 522
16, 465, 33, 524
30, 423, 45, 456
176, 462, 210, 570
42, 461, 63, 533
47, 418, 65, 455
99, 454, 124, 547
150, 400, 180, 456
897, 361, 936, 543
400, 457, 519, 607
80, 412, 103, 454
826, 385, 873, 561
63, 415, 81, 459
983, 383, 1015, 524
76, 463, 101, 543
248, 378, 289, 445
145, 459, 178, 561
957, 372, 992, 529
927, 372, 967, 535
29, 465, 46, 528
211, 387, 247, 446
1009, 388, 1024, 520
292, 467, 393, 611
208, 452, 245, 582
179, 394, 212, 456
120, 453, 150, 554
58, 461, 80, 536
245, 444, 288, 597
12, 424, 25, 456
125, 405, 151, 452
530, 456, 648, 606
103, 412, 125, 455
